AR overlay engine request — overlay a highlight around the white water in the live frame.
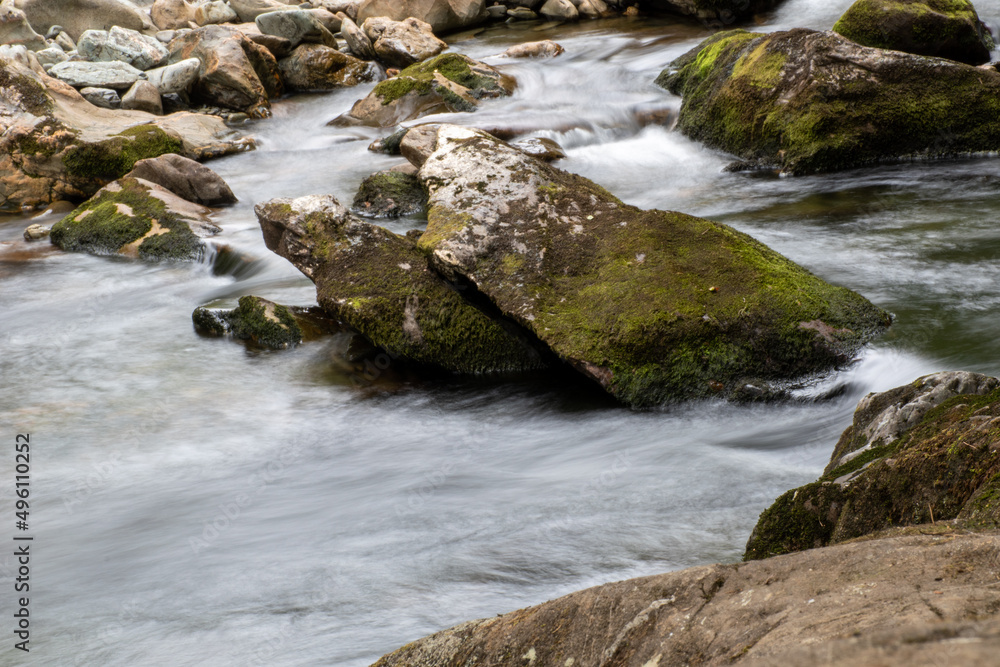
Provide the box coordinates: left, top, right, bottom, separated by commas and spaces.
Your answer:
3, 2, 1000, 665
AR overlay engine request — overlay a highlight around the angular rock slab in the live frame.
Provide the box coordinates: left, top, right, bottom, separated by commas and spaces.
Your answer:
255, 194, 546, 374
48, 60, 146, 90
658, 28, 1000, 174
745, 371, 1000, 560
415, 125, 890, 405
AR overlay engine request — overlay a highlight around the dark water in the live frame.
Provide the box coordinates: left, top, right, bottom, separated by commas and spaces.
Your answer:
2, 1, 1000, 664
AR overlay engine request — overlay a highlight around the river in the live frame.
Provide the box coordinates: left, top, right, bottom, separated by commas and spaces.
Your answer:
2, 0, 1000, 664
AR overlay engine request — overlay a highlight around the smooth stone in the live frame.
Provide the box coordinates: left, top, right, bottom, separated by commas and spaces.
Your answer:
14, 0, 155, 42
33, 46, 68, 67
500, 39, 564, 58
144, 56, 200, 94
22, 223, 50, 240
49, 60, 146, 90
77, 26, 169, 71
0, 0, 47, 51
339, 15, 375, 60
195, 0, 239, 26
255, 8, 338, 48
538, 0, 577, 20
79, 86, 122, 108
125, 152, 237, 206
278, 42, 381, 90
362, 16, 446, 68
150, 0, 196, 30
121, 79, 163, 114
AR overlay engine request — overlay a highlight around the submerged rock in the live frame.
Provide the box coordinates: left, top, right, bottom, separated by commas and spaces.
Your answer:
658, 28, 1000, 174
413, 125, 889, 405
50, 176, 220, 260
333, 52, 514, 127
374, 529, 1000, 666
125, 153, 237, 206
745, 371, 1000, 560
193, 295, 304, 349
500, 40, 565, 58
351, 169, 426, 218
255, 194, 545, 374
278, 44, 381, 91
833, 0, 993, 66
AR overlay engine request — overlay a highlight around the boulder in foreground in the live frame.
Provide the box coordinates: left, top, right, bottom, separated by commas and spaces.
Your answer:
658, 28, 1000, 174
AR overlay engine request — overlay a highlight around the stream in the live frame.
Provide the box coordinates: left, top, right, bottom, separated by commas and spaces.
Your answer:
3, 0, 1000, 664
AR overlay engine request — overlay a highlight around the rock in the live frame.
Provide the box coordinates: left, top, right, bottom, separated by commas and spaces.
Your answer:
642, 0, 781, 25
151, 0, 196, 30
228, 0, 289, 22
255, 9, 338, 48
506, 7, 537, 19
255, 194, 546, 374
125, 153, 236, 205
362, 16, 447, 68
194, 0, 239, 26
247, 32, 294, 59
0, 45, 254, 210
52, 30, 75, 52
121, 80, 163, 114
352, 169, 426, 218
80, 86, 121, 108
745, 371, 1000, 560
168, 25, 283, 118
500, 39, 564, 58
34, 46, 67, 67
278, 43, 381, 90
13, 0, 155, 42
48, 60, 146, 90
334, 52, 514, 127
50, 176, 220, 260
399, 123, 438, 166
413, 125, 890, 405
511, 136, 565, 161
0, 0, 46, 51
77, 26, 170, 71
373, 530, 1000, 667
193, 296, 304, 349
538, 0, 577, 20
306, 7, 342, 32
577, 0, 603, 17
144, 56, 200, 94
356, 0, 487, 33
485, 3, 506, 19
22, 223, 49, 240
339, 15, 376, 60
833, 0, 993, 66
658, 28, 1000, 175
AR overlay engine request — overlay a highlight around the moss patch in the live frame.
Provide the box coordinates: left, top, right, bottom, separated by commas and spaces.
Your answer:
373, 53, 506, 106
351, 170, 426, 219
193, 296, 304, 349
63, 125, 184, 182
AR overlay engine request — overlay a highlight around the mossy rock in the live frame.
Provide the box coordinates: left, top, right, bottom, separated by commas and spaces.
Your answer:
352, 170, 426, 219
255, 194, 546, 375
745, 371, 1000, 560
50, 176, 219, 261
193, 296, 304, 349
334, 53, 515, 128
417, 125, 890, 406
658, 28, 1000, 174
833, 0, 993, 65
63, 125, 185, 183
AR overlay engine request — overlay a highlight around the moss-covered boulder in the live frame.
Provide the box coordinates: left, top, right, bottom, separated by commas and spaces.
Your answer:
332, 52, 514, 127
744, 371, 1000, 560
644, 0, 784, 24
254, 194, 545, 374
0, 45, 253, 210
833, 0, 993, 66
657, 28, 1000, 175
50, 176, 220, 260
351, 169, 426, 218
192, 296, 304, 349
415, 125, 890, 405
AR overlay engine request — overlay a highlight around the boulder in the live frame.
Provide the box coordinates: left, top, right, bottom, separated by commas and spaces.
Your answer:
362, 16, 447, 68
48, 60, 146, 90
151, 0, 196, 30
412, 125, 890, 405
339, 15, 376, 60
193, 296, 304, 349
278, 43, 381, 90
121, 79, 163, 114
228, 0, 289, 22
247, 32, 294, 58
658, 28, 1000, 174
334, 52, 514, 127
77, 26, 170, 71
144, 56, 200, 94
356, 0, 487, 33
510, 136, 566, 161
833, 0, 993, 66
306, 7, 342, 32
0, 0, 46, 51
0, 45, 253, 210
255, 194, 546, 374
373, 530, 1000, 667
22, 223, 49, 240
126, 152, 237, 205
50, 176, 220, 260
745, 371, 1000, 560
194, 0, 239, 26
167, 25, 283, 117
641, 0, 782, 25
538, 0, 577, 20
500, 39, 564, 58
13, 0, 155, 41
351, 169, 426, 218
79, 86, 121, 108
255, 8, 338, 48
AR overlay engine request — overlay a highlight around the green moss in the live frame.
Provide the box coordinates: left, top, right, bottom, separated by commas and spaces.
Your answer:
229, 296, 303, 349
744, 482, 845, 560
352, 171, 427, 219
418, 208, 475, 250
373, 53, 503, 106
0, 61, 53, 116
63, 125, 184, 182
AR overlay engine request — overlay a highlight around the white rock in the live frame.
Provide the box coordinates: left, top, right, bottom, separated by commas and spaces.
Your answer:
144, 56, 200, 94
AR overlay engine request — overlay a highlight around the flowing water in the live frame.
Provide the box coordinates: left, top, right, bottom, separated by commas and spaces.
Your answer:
3, 1, 1000, 664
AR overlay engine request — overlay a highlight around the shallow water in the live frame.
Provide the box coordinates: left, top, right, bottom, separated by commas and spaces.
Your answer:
3, 3, 1000, 665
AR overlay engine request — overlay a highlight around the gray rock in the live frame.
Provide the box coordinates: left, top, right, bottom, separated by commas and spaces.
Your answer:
306, 7, 341, 32
151, 0, 196, 30
14, 0, 156, 42
144, 56, 200, 94
539, 0, 578, 20
77, 26, 169, 70
351, 168, 426, 218
255, 9, 338, 48
278, 43, 381, 90
399, 124, 438, 167
362, 16, 446, 68
228, 0, 289, 22
506, 7, 538, 19
49, 60, 146, 89
22, 223, 50, 241
79, 86, 122, 108
34, 46, 68, 67
0, 0, 46, 51
339, 15, 375, 60
486, 3, 506, 18
194, 0, 239, 26
356, 0, 488, 33
247, 31, 294, 58
53, 30, 76, 52
126, 152, 237, 206
500, 39, 564, 58
510, 136, 565, 161
121, 79, 163, 114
